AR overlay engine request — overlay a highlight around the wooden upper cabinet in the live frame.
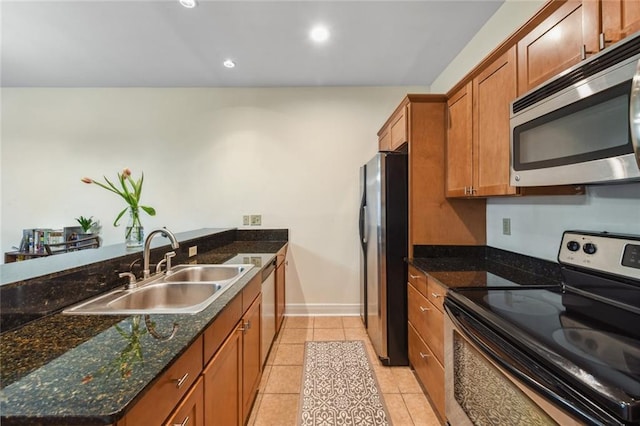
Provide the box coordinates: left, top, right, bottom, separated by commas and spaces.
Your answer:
517, 1, 597, 95
378, 105, 407, 151
602, 0, 640, 46
445, 82, 473, 197
474, 46, 518, 196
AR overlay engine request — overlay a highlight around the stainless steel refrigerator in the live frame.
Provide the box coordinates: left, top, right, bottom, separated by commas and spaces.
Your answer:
359, 152, 408, 366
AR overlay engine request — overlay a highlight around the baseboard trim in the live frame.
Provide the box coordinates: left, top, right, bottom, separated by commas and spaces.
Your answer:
285, 303, 360, 316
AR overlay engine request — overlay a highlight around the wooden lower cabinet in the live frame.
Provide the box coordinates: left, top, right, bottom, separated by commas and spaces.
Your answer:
165, 377, 204, 426
408, 268, 446, 422
242, 294, 262, 423
408, 323, 445, 420
203, 323, 243, 426
275, 245, 287, 333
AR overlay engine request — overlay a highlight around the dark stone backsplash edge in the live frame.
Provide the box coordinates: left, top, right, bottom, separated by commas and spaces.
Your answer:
412, 244, 562, 282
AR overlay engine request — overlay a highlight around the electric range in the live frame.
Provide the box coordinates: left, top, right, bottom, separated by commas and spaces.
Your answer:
445, 231, 640, 425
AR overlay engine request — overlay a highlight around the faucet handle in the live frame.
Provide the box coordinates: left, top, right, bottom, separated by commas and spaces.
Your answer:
118, 272, 137, 289
156, 251, 177, 274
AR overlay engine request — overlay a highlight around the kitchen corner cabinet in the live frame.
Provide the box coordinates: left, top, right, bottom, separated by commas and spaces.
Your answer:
378, 104, 408, 151
407, 265, 445, 421
275, 244, 288, 333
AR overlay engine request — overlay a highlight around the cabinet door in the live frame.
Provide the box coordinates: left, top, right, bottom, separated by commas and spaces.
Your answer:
165, 378, 204, 426
390, 106, 408, 150
203, 324, 243, 426
378, 127, 391, 151
446, 82, 473, 197
275, 261, 286, 333
473, 46, 518, 196
242, 294, 262, 424
408, 323, 445, 419
602, 0, 640, 46
517, 1, 597, 94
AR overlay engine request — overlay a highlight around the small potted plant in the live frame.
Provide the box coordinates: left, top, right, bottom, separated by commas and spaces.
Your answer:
75, 216, 97, 235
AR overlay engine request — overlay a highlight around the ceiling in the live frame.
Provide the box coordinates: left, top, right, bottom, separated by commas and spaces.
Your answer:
1, 0, 504, 88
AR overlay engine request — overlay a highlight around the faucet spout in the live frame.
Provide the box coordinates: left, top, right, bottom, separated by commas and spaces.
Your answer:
143, 228, 180, 279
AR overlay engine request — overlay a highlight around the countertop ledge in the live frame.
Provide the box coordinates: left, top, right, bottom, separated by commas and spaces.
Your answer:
0, 240, 287, 425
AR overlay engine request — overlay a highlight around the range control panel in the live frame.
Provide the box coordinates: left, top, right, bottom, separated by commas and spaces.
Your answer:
558, 231, 640, 280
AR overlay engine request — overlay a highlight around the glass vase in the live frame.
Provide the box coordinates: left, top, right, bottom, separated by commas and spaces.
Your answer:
126, 207, 144, 248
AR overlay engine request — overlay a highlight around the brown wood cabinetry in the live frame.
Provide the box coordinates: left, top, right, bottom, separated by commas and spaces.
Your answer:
242, 293, 262, 424
123, 336, 204, 426
275, 244, 288, 333
203, 324, 243, 426
386, 95, 485, 257
378, 105, 408, 151
602, 0, 640, 46
445, 82, 473, 197
407, 268, 445, 421
518, 1, 593, 94
407, 268, 448, 420
165, 378, 205, 426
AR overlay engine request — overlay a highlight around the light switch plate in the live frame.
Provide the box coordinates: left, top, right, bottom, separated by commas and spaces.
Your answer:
243, 215, 250, 226
189, 246, 198, 257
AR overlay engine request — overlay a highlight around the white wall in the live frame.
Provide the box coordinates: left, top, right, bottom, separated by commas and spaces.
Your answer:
1, 86, 427, 314
431, 0, 640, 261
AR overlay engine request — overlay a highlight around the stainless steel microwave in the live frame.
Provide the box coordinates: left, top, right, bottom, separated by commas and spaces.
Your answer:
510, 32, 640, 186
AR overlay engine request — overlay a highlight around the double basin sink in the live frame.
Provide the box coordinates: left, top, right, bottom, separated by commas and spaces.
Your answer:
64, 264, 253, 315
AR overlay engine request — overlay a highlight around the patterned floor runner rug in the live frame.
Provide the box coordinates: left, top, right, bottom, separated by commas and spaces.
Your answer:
299, 340, 391, 426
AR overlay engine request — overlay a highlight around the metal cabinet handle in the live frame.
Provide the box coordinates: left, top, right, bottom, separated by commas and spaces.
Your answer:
419, 306, 430, 312
431, 292, 442, 299
581, 45, 596, 60
173, 416, 190, 426
419, 352, 430, 359
174, 372, 189, 389
409, 274, 421, 279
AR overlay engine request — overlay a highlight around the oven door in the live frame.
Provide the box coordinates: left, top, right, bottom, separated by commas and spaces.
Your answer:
444, 302, 588, 426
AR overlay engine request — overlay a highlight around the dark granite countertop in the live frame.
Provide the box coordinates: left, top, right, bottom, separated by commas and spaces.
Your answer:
408, 246, 562, 289
0, 239, 287, 425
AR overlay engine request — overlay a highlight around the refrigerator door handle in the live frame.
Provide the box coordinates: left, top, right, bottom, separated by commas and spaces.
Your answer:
360, 206, 367, 244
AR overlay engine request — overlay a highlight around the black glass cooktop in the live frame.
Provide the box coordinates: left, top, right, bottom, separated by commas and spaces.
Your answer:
448, 285, 640, 423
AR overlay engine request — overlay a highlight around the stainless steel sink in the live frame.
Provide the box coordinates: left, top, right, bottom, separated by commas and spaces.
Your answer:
164, 265, 248, 283
63, 264, 253, 315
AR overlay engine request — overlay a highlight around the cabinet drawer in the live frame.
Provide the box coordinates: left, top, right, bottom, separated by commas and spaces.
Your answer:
427, 277, 446, 313
408, 284, 444, 365
164, 377, 204, 426
408, 323, 445, 419
204, 295, 243, 364
125, 336, 204, 426
408, 265, 427, 297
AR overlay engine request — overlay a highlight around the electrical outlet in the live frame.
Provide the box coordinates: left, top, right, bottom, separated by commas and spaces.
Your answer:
189, 246, 198, 257
250, 214, 262, 226
242, 215, 250, 226
502, 218, 511, 236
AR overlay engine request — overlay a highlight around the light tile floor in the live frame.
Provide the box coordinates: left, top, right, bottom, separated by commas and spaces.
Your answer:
247, 316, 441, 425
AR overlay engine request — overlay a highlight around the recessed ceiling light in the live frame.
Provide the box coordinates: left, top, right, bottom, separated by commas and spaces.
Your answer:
179, 0, 197, 8
223, 59, 236, 68
310, 25, 330, 43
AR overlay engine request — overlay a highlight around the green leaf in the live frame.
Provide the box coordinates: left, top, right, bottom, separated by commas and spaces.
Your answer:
140, 205, 156, 216
114, 207, 128, 227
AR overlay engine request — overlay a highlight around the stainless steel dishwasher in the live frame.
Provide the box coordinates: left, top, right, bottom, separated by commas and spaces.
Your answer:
261, 259, 276, 366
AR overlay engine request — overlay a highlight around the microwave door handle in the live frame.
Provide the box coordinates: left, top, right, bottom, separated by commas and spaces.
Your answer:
631, 58, 640, 167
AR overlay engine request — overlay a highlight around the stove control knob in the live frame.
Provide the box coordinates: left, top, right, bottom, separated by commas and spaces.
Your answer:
566, 241, 580, 252
583, 243, 597, 255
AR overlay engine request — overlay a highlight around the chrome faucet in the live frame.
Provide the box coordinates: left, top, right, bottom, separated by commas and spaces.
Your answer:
143, 228, 180, 279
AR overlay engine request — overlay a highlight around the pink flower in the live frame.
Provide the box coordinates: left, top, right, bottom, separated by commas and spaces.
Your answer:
81, 177, 93, 184
122, 168, 132, 178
